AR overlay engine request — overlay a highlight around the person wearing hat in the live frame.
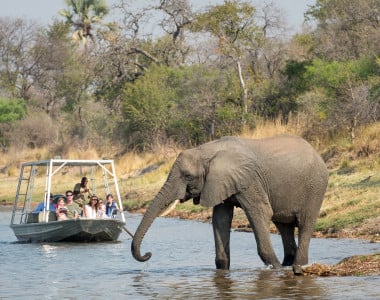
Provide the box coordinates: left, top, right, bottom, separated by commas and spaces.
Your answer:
73, 176, 93, 207
34, 193, 56, 212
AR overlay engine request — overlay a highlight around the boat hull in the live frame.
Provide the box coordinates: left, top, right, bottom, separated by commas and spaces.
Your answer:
10, 219, 125, 243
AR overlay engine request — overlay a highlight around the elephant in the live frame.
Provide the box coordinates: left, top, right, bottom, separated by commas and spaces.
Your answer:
131, 136, 328, 274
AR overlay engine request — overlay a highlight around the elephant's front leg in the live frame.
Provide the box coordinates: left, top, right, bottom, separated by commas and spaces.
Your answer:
238, 192, 281, 269
212, 202, 234, 269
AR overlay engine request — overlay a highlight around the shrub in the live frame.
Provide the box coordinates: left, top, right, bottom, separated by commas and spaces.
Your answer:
7, 112, 58, 149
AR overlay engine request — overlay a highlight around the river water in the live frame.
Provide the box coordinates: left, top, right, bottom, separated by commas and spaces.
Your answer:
0, 210, 379, 299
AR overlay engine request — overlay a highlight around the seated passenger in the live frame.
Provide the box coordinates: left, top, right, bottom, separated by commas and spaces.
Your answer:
56, 197, 68, 221
105, 194, 119, 218
96, 198, 106, 218
34, 193, 56, 212
84, 196, 98, 219
65, 190, 81, 219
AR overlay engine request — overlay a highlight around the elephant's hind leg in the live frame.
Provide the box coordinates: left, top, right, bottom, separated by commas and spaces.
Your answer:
273, 222, 297, 266
212, 203, 234, 269
293, 212, 320, 275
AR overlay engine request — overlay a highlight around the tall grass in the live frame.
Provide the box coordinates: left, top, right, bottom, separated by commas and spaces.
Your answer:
241, 115, 302, 139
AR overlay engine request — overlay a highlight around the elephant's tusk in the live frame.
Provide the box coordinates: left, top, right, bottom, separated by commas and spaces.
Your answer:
160, 199, 180, 217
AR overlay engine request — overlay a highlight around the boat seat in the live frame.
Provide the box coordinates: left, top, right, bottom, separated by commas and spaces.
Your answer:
26, 213, 39, 223
37, 211, 57, 222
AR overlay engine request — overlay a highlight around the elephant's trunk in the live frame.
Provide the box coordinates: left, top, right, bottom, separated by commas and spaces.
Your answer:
131, 182, 178, 262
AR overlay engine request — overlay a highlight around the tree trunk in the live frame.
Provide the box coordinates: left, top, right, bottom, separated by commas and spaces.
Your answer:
237, 60, 248, 114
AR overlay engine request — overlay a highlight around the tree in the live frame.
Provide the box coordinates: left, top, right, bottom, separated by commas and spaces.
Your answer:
304, 57, 380, 139
59, 0, 110, 47
0, 97, 26, 148
122, 65, 178, 150
31, 21, 79, 116
0, 17, 45, 100
191, 0, 260, 115
154, 0, 193, 66
167, 65, 242, 145
305, 0, 380, 60
0, 98, 26, 123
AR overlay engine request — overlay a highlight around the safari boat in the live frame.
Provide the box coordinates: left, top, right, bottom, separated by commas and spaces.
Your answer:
10, 159, 126, 242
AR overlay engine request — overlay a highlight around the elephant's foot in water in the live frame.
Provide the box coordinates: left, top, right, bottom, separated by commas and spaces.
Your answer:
282, 255, 304, 275
292, 264, 303, 275
282, 254, 295, 266
215, 258, 230, 270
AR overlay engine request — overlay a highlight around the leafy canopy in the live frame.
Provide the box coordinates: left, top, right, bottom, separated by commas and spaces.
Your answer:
191, 0, 259, 57
0, 98, 26, 123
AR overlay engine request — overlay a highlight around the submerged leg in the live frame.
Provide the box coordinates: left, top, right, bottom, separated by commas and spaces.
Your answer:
212, 203, 234, 269
293, 212, 319, 275
274, 221, 297, 266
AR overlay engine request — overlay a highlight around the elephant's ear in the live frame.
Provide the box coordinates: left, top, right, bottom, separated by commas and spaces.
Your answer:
200, 149, 256, 208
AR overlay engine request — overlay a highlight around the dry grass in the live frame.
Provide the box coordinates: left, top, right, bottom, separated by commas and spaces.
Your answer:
240, 115, 302, 139
303, 253, 380, 276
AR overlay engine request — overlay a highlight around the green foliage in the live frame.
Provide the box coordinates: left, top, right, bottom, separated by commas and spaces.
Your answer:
296, 89, 330, 120
253, 79, 299, 118
61, 0, 109, 18
0, 98, 27, 148
305, 59, 350, 90
167, 65, 243, 145
282, 60, 311, 94
305, 57, 377, 91
0, 98, 26, 123
214, 103, 244, 135
59, 0, 109, 45
193, 0, 257, 44
167, 117, 206, 146
1, 0, 380, 152
122, 65, 178, 150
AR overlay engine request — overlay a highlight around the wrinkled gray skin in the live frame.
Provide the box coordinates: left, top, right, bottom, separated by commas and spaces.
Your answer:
131, 136, 328, 274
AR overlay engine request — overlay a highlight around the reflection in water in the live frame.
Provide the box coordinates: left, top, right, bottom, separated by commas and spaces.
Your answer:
214, 270, 235, 299
41, 244, 59, 258
212, 269, 326, 300
125, 267, 334, 299
256, 270, 324, 299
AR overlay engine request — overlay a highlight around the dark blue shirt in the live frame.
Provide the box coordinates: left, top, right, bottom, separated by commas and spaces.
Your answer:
34, 202, 56, 212
105, 202, 117, 217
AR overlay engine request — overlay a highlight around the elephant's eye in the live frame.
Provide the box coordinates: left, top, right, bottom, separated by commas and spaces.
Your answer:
183, 172, 193, 179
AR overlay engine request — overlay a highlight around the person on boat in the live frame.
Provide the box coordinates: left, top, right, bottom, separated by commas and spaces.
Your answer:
84, 195, 98, 219
56, 197, 69, 221
65, 190, 81, 219
34, 193, 56, 212
105, 193, 119, 218
73, 176, 93, 207
96, 198, 106, 218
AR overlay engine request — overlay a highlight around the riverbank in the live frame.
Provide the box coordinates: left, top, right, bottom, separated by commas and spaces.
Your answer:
302, 253, 380, 276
